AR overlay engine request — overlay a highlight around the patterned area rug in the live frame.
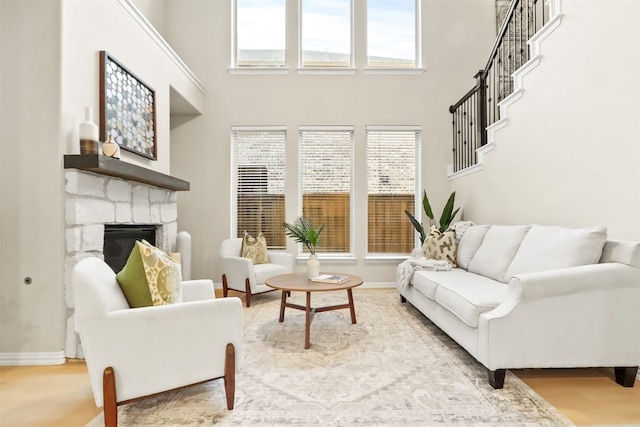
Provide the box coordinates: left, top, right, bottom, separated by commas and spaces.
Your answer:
86, 289, 573, 426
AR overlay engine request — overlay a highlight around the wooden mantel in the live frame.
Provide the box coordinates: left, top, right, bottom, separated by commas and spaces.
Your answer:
64, 154, 190, 191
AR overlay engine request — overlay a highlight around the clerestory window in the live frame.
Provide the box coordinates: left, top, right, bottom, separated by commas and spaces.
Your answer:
366, 0, 419, 68
300, 0, 353, 68
234, 0, 286, 67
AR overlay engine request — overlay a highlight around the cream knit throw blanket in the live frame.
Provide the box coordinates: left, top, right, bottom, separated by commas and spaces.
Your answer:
397, 256, 451, 289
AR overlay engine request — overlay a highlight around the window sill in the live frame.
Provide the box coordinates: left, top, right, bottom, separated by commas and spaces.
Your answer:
364, 255, 410, 263
364, 67, 425, 75
296, 68, 357, 75
295, 254, 358, 264
228, 67, 289, 75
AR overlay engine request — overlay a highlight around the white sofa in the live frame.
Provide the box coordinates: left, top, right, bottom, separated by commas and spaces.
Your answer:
397, 224, 640, 388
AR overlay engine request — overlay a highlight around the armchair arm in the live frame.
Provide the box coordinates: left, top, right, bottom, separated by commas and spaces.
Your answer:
220, 255, 255, 288
81, 297, 243, 407
267, 251, 294, 270
181, 279, 215, 302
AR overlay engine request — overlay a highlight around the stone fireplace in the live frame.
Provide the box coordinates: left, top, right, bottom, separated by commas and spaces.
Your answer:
63, 156, 189, 358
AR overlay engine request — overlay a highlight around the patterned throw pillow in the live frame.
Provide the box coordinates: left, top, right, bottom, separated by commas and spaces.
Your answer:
136, 240, 183, 305
422, 225, 458, 267
241, 232, 269, 264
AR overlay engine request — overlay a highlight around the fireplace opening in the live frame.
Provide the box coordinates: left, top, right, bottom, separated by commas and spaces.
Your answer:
103, 224, 157, 272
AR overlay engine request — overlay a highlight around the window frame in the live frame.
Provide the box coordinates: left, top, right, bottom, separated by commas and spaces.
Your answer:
365, 125, 422, 259
364, 0, 424, 75
231, 126, 288, 249
297, 125, 356, 260
297, 0, 356, 73
231, 0, 289, 72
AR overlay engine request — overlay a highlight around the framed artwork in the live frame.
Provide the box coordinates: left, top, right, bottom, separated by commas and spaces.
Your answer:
99, 51, 157, 160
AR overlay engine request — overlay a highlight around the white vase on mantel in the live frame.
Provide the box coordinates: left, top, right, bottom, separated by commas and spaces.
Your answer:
307, 254, 320, 279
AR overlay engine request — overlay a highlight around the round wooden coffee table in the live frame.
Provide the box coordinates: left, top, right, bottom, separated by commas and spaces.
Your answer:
265, 272, 363, 349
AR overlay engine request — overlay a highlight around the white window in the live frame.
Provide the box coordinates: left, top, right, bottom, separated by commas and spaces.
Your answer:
366, 126, 420, 254
300, 0, 352, 67
234, 0, 286, 67
232, 127, 287, 249
299, 127, 354, 254
367, 0, 418, 68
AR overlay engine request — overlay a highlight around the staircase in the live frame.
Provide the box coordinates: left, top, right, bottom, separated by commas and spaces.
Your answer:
447, 0, 562, 178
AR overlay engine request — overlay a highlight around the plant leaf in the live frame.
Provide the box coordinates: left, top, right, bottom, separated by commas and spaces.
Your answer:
405, 210, 426, 245
422, 191, 434, 220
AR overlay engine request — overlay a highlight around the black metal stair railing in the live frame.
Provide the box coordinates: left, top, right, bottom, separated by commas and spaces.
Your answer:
449, 0, 549, 173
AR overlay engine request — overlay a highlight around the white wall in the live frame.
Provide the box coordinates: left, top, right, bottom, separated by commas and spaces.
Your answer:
1, 0, 65, 358
451, 0, 640, 241
0, 0, 203, 359
167, 0, 496, 283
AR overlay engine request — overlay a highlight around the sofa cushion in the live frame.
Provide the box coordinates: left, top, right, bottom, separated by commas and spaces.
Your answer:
434, 275, 508, 328
422, 226, 457, 267
467, 225, 531, 282
254, 263, 291, 285
456, 225, 490, 269
412, 268, 490, 301
504, 225, 607, 281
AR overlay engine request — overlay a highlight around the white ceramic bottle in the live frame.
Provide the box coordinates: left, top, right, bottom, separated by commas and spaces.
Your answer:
79, 107, 99, 154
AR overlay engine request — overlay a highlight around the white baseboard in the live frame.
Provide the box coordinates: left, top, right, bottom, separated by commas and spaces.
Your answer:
0, 351, 66, 366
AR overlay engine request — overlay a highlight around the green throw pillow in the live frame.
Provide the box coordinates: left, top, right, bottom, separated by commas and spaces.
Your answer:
116, 243, 154, 308
136, 240, 183, 305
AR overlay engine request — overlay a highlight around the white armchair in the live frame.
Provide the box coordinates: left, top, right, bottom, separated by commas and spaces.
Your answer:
220, 238, 294, 307
72, 257, 242, 427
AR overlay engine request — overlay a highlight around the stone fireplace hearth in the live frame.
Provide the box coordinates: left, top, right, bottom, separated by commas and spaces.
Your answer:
64, 167, 184, 358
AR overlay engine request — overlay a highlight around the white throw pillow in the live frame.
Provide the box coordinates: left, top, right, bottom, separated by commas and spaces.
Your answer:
467, 225, 531, 282
504, 225, 607, 281
456, 225, 490, 270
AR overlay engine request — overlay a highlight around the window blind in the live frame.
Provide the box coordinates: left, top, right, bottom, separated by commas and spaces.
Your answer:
299, 127, 353, 253
366, 127, 420, 254
232, 127, 286, 249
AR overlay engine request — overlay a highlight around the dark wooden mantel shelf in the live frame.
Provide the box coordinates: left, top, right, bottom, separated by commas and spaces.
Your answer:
64, 155, 190, 191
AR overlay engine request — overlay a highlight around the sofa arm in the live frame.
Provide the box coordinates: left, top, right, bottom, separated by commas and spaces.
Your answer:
479, 262, 640, 370
182, 279, 216, 302
511, 262, 639, 301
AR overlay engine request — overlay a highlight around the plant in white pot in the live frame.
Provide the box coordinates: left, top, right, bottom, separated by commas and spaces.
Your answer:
284, 216, 324, 278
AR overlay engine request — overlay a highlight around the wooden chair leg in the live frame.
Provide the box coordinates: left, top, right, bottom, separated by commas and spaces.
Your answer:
222, 274, 229, 298
244, 278, 252, 307
103, 367, 118, 427
224, 343, 236, 410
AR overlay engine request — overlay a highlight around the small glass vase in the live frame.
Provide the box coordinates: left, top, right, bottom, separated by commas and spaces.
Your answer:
307, 254, 320, 279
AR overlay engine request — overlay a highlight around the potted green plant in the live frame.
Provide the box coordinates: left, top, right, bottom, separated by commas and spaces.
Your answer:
404, 191, 460, 245
284, 216, 324, 278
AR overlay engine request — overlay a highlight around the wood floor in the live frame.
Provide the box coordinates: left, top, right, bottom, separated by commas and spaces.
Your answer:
2, 291, 639, 426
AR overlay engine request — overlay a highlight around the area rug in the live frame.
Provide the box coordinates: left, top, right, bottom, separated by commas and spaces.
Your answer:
86, 289, 573, 426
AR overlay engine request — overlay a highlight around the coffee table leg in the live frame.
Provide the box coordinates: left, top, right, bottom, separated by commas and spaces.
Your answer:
305, 292, 311, 349
279, 290, 287, 322
347, 289, 357, 324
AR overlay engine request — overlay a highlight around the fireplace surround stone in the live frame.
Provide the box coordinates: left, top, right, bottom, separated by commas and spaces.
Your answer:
64, 170, 180, 358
